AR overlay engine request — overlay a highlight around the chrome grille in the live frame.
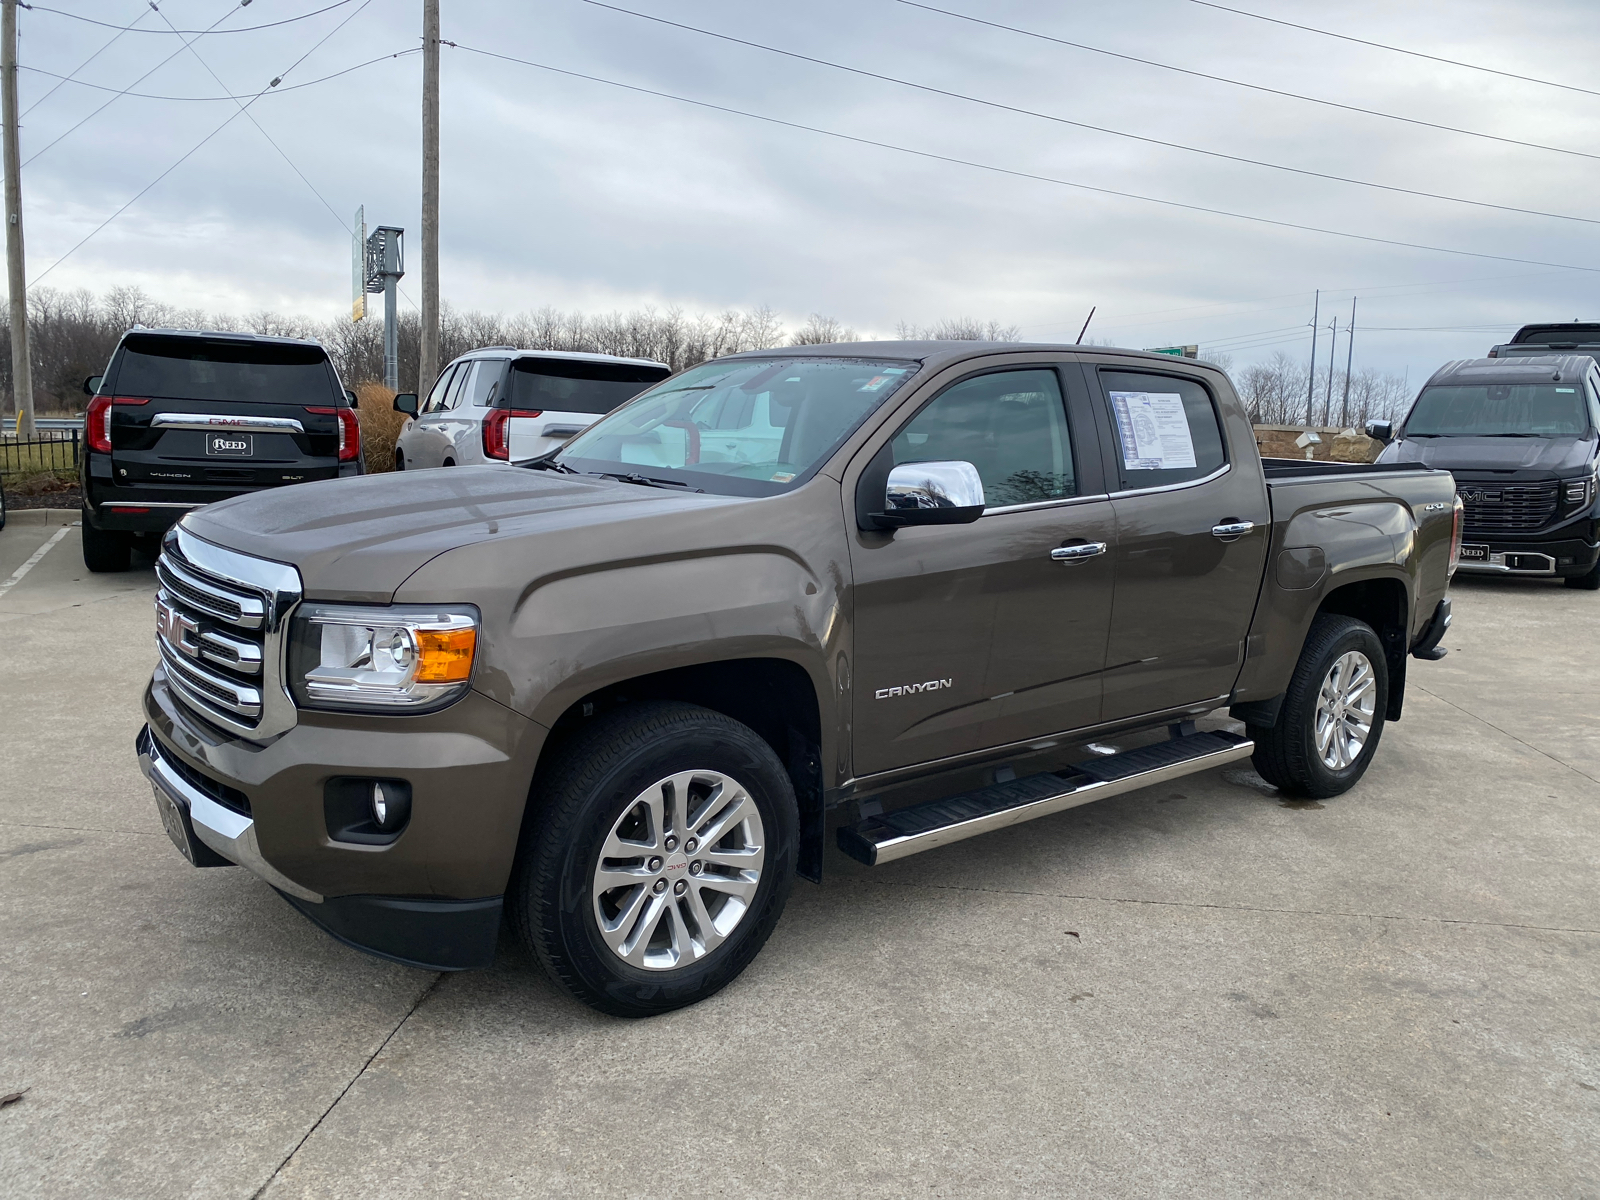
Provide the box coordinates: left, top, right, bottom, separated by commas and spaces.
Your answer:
1458, 480, 1559, 533
154, 526, 302, 739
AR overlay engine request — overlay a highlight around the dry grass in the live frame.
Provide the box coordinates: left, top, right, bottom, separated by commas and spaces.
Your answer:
354, 382, 409, 473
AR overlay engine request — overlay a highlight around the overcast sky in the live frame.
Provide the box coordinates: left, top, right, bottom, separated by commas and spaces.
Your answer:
18, 0, 1600, 382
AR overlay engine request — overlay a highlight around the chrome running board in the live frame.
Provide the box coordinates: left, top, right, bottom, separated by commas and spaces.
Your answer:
837, 731, 1254, 866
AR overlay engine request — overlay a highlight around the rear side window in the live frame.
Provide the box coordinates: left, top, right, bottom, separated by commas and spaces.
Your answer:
114, 335, 337, 405
1097, 369, 1226, 490
461, 360, 503, 408
507, 358, 670, 415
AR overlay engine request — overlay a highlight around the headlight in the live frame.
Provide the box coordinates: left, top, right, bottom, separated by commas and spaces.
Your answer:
288, 603, 479, 712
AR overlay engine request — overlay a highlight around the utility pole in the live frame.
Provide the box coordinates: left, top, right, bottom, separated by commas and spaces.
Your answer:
1341, 296, 1357, 426
1305, 289, 1319, 426
1324, 315, 1337, 425
418, 0, 440, 398
2, 0, 33, 441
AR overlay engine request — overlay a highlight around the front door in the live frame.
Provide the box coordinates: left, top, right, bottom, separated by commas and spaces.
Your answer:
1087, 364, 1271, 722
849, 366, 1116, 778
407, 363, 460, 468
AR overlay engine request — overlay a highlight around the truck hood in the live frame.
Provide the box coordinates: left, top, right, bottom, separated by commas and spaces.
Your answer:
1381, 434, 1596, 476
181, 466, 729, 601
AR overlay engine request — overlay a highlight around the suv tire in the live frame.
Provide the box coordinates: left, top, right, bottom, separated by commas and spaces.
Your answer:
1248, 613, 1388, 799
81, 511, 132, 573
1564, 558, 1600, 590
511, 701, 798, 1017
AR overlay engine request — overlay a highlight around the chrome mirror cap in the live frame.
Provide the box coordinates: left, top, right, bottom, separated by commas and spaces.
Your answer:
882, 460, 986, 526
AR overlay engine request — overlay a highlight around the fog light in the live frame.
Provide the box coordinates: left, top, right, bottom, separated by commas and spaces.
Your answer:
325, 777, 412, 844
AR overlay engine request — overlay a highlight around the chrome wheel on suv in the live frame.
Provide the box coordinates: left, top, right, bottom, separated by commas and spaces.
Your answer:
593, 770, 766, 970
1313, 651, 1377, 770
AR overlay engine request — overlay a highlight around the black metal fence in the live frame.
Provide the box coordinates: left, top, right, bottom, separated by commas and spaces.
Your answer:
0, 430, 81, 477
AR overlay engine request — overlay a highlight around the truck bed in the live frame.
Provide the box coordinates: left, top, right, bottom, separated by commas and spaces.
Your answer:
1260, 457, 1441, 480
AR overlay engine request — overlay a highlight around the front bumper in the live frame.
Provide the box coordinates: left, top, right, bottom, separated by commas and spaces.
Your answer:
138, 669, 547, 971
1455, 534, 1600, 578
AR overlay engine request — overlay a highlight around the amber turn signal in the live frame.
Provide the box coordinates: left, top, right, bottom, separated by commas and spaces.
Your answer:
414, 627, 476, 682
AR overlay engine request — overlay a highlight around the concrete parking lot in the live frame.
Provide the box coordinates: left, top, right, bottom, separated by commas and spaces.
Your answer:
1, 507, 1596, 1198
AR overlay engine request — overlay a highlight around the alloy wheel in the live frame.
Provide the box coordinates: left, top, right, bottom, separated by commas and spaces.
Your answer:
1314, 650, 1377, 770
591, 770, 766, 971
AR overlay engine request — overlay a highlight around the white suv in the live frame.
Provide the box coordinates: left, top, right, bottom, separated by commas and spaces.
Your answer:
392, 349, 671, 469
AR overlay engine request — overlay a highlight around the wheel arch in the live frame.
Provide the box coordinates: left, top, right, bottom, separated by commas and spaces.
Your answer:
526, 656, 827, 882
1315, 573, 1410, 721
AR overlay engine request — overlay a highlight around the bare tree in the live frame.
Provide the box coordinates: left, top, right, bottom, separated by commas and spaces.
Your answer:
790, 313, 860, 345
895, 317, 1020, 341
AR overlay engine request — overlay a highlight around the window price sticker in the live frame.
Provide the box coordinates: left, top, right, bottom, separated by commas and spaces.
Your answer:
1109, 391, 1197, 470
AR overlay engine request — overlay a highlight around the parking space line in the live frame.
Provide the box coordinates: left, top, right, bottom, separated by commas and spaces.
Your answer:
0, 524, 73, 602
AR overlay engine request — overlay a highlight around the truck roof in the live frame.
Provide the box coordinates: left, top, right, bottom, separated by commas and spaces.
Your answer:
1426, 355, 1597, 387
458, 347, 670, 371
718, 339, 1224, 371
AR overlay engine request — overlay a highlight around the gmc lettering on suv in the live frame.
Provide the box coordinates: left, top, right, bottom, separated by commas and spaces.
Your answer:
135, 341, 1461, 1015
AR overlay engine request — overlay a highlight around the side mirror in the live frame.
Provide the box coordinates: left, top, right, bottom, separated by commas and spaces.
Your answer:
392, 393, 419, 417
344, 388, 359, 407
1365, 420, 1393, 442
83, 375, 103, 396
871, 461, 986, 528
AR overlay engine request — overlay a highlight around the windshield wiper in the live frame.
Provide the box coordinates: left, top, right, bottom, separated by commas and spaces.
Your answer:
593, 471, 705, 493
1479, 432, 1545, 438
523, 456, 579, 473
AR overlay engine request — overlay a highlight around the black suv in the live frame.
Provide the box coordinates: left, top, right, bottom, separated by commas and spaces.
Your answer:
1372, 355, 1600, 588
80, 329, 362, 572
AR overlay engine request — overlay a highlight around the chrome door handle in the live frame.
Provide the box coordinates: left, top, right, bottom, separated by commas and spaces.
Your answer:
1050, 541, 1108, 563
1212, 521, 1256, 539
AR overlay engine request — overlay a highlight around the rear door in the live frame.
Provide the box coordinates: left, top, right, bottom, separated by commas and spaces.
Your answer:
408, 363, 465, 467
1083, 361, 1271, 722
848, 362, 1116, 777
107, 334, 345, 493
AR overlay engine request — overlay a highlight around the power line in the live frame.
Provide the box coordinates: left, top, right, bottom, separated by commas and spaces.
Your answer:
19, 1, 151, 118
1185, 0, 1600, 100
448, 41, 1600, 279
21, 1, 253, 168
27, 0, 377, 287
579, 0, 1600, 229
20, 49, 418, 103
29, 0, 362, 37
892, 2, 1600, 161
149, 3, 359, 237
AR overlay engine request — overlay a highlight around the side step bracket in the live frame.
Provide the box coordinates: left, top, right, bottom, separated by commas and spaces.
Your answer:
837, 731, 1254, 866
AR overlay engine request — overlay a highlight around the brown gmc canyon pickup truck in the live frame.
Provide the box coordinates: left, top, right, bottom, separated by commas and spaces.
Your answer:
137, 341, 1461, 1015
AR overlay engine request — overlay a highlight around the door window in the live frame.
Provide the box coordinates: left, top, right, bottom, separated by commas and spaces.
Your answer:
421, 364, 458, 414
891, 369, 1076, 508
1098, 370, 1226, 490
440, 363, 473, 411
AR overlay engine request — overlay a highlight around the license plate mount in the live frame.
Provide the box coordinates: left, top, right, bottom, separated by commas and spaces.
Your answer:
205, 432, 253, 457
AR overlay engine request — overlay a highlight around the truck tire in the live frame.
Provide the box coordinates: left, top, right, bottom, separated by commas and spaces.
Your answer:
1247, 613, 1388, 799
80, 511, 132, 573
511, 701, 799, 1017
1564, 559, 1600, 590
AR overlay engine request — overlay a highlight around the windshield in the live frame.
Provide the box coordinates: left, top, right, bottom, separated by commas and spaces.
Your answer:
1404, 384, 1593, 438
555, 356, 919, 495
114, 335, 339, 405
507, 358, 669, 415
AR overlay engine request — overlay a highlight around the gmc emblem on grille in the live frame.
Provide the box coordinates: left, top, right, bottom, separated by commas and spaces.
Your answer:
155, 596, 199, 659
1458, 490, 1482, 504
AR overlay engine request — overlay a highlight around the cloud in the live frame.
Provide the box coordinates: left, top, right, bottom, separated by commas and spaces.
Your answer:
17, 0, 1600, 379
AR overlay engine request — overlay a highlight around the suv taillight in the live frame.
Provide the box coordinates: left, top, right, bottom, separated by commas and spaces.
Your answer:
85, 395, 149, 453
483, 407, 543, 460
305, 406, 362, 462
1448, 494, 1464, 577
